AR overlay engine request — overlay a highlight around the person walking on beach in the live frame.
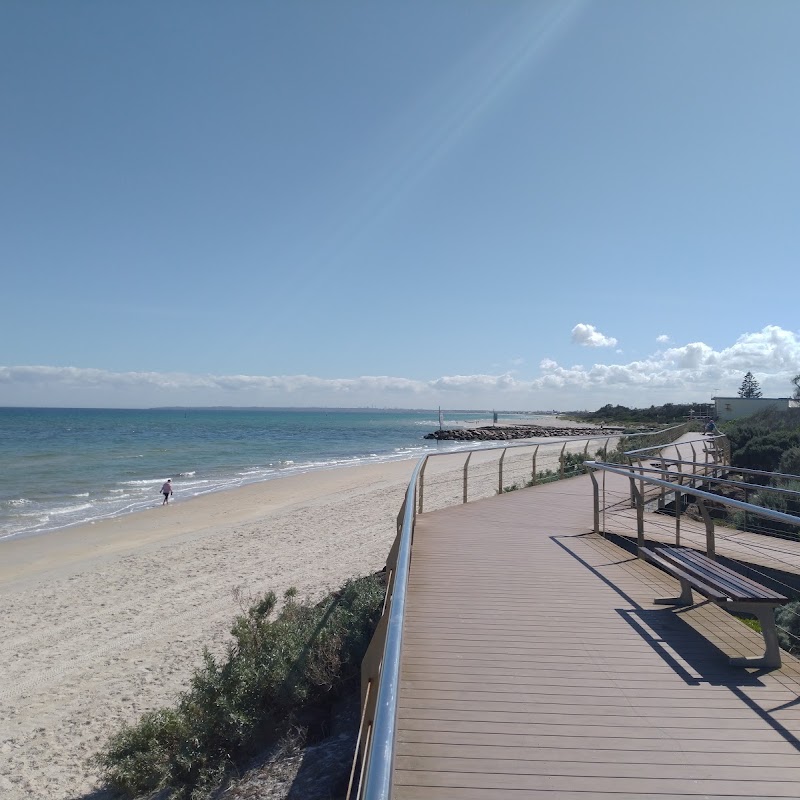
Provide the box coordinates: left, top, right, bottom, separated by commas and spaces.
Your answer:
161, 479, 173, 505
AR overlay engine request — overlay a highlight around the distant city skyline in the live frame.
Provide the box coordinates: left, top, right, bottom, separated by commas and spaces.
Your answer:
2, 2, 799, 410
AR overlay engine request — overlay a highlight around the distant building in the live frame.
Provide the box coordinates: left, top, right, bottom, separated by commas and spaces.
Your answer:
713, 396, 796, 422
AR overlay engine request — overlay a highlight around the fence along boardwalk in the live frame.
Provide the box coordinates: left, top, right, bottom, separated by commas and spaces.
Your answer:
393, 472, 800, 799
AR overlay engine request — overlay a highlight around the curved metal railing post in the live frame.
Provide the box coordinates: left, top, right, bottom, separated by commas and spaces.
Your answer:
463, 451, 472, 504
417, 456, 428, 514
588, 469, 600, 533
531, 444, 539, 485
498, 447, 508, 494
629, 476, 645, 548
696, 497, 715, 559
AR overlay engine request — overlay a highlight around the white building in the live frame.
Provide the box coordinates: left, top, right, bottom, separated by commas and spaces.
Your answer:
713, 396, 796, 422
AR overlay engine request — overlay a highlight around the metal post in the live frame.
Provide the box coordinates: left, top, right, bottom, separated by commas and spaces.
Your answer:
743, 486, 748, 533
636, 457, 645, 507
531, 444, 539, 485
417, 456, 428, 514
559, 442, 566, 479
463, 451, 472, 504
630, 477, 645, 550
696, 497, 715, 559
498, 448, 507, 495
589, 469, 600, 533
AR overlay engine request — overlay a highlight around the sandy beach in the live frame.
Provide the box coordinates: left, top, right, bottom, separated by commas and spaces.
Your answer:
0, 426, 608, 799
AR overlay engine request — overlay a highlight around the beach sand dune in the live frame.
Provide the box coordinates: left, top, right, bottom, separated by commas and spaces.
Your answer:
0, 433, 608, 799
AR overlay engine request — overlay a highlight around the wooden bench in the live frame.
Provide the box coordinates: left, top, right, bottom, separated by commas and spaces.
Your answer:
639, 545, 789, 669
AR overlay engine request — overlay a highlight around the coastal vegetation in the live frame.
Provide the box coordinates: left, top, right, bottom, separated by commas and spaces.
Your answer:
95, 575, 385, 799
565, 402, 708, 427
776, 603, 800, 656
724, 407, 800, 474
709, 407, 800, 542
503, 451, 598, 492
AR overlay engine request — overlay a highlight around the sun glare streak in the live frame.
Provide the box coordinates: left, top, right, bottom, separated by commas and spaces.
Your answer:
298, 0, 587, 273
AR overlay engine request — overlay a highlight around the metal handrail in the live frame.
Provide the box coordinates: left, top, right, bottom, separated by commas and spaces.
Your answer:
354, 429, 625, 799
356, 429, 794, 798
626, 462, 800, 501
587, 460, 800, 524
619, 422, 693, 451
418, 434, 615, 510
359, 455, 427, 799
624, 433, 726, 458
586, 460, 800, 555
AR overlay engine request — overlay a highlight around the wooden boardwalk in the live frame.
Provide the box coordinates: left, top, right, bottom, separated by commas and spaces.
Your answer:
393, 472, 800, 799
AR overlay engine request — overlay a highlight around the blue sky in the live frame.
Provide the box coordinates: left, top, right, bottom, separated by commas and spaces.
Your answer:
2, 1, 799, 410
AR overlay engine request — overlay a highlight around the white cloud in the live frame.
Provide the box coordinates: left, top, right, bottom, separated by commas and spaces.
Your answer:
3, 325, 800, 410
656, 334, 670, 344
571, 323, 618, 348
533, 325, 800, 402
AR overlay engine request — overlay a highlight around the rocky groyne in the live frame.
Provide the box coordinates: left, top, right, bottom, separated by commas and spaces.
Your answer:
424, 425, 612, 441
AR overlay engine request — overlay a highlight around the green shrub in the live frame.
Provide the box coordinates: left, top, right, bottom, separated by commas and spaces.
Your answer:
778, 447, 800, 478
95, 574, 385, 799
726, 408, 800, 473
776, 601, 800, 656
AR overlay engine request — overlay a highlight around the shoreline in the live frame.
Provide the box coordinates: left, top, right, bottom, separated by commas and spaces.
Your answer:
0, 457, 420, 799
0, 413, 583, 545
0, 430, 610, 799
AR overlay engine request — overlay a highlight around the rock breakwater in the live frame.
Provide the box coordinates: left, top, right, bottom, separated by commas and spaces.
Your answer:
424, 425, 610, 441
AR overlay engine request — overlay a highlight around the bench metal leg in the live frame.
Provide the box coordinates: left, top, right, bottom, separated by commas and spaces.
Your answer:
654, 577, 694, 607
728, 602, 782, 670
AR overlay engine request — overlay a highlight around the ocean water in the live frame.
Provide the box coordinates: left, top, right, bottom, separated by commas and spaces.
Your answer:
0, 407, 548, 541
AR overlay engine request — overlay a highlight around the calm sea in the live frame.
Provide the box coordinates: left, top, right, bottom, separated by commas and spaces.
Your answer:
0, 407, 548, 541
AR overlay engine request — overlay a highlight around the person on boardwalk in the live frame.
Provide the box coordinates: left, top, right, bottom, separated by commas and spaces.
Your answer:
704, 418, 717, 435
161, 479, 173, 505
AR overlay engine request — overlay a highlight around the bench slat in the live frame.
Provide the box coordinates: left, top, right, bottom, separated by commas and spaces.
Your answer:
668, 548, 782, 601
640, 545, 787, 669
657, 553, 775, 603
639, 548, 728, 601
657, 551, 767, 602
655, 546, 787, 603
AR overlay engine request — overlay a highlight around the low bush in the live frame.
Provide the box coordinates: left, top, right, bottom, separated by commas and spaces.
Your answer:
95, 574, 385, 799
503, 452, 589, 493
776, 601, 800, 656
566, 402, 706, 426
725, 408, 800, 474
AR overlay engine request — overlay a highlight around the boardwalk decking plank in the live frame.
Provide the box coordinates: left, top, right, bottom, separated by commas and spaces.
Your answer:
392, 468, 800, 797
394, 741, 800, 767
394, 770, 800, 796
395, 754, 800, 781
396, 728, 800, 754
